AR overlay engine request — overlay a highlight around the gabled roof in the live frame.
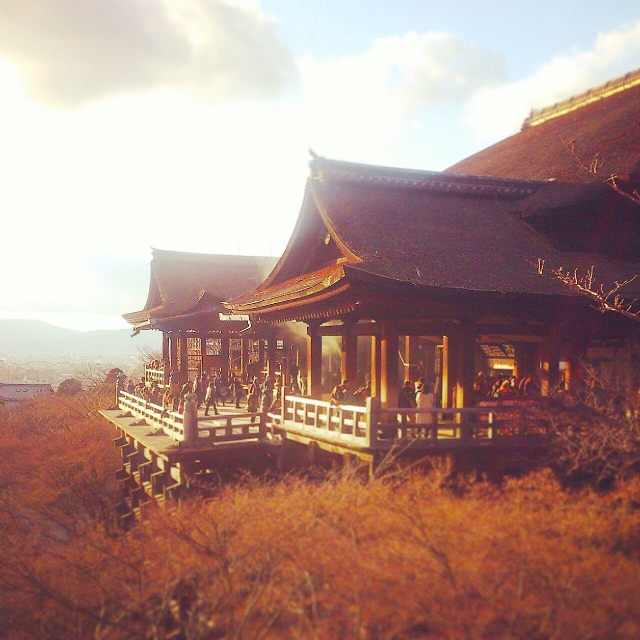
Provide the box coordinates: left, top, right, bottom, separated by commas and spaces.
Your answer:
448, 69, 640, 182
124, 249, 278, 329
230, 158, 640, 318
0, 383, 53, 403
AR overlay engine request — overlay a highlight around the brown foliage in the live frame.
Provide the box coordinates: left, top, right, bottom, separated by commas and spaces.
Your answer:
541, 353, 640, 488
2, 465, 640, 639
2, 381, 640, 639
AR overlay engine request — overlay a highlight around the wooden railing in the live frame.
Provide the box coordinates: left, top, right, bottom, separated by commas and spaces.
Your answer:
281, 396, 372, 447
119, 391, 186, 439
117, 391, 264, 446
117, 390, 547, 452
195, 412, 265, 444
274, 396, 548, 450
144, 366, 166, 385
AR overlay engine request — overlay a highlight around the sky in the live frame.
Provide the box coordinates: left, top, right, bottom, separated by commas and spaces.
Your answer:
1, 0, 639, 332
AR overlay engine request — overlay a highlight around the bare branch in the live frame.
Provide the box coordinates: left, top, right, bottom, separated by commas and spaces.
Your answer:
539, 262, 640, 321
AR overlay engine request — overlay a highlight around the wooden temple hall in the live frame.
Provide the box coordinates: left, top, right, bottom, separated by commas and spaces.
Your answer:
123, 250, 305, 386
229, 70, 640, 408
102, 69, 640, 504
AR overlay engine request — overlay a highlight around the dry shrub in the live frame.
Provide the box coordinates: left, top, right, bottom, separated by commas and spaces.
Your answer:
0, 382, 121, 540
2, 379, 640, 639
546, 355, 640, 487
2, 467, 639, 639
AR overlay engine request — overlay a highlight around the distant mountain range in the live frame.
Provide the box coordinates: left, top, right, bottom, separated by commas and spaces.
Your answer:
0, 319, 161, 357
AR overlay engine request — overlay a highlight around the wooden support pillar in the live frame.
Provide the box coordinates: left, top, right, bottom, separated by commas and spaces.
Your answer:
240, 337, 249, 381
370, 335, 381, 398
169, 333, 178, 374
453, 323, 476, 410
514, 343, 535, 380
341, 324, 358, 384
162, 333, 170, 384
441, 335, 450, 408
541, 324, 561, 396
266, 332, 277, 378
380, 321, 399, 408
197, 334, 204, 375
258, 338, 265, 376
306, 323, 323, 400
162, 333, 169, 363
178, 333, 187, 382
221, 328, 230, 383
402, 335, 411, 381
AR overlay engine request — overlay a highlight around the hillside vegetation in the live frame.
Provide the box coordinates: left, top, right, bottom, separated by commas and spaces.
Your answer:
1, 385, 639, 639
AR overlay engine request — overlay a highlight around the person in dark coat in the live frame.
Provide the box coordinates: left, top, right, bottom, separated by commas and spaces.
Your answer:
204, 381, 219, 416
232, 376, 244, 409
398, 380, 416, 423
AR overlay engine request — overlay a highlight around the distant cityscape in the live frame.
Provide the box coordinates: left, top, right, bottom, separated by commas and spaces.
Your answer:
0, 352, 143, 389
0, 319, 160, 389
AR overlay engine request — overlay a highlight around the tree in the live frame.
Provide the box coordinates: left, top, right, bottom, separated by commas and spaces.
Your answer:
57, 378, 83, 396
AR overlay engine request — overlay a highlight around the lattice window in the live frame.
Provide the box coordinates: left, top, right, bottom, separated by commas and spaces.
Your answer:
249, 339, 261, 363
187, 337, 201, 355
206, 338, 222, 356
187, 355, 201, 371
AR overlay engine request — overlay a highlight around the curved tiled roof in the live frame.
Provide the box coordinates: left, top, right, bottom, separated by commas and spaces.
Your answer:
124, 249, 278, 328
229, 157, 640, 317
311, 169, 568, 296
448, 75, 640, 183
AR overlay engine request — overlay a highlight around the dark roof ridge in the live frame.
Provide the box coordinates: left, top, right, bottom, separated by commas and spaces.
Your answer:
310, 156, 552, 199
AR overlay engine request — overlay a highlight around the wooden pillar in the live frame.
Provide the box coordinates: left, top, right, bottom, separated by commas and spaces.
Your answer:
266, 332, 277, 378
221, 328, 230, 383
441, 335, 450, 408
341, 324, 358, 384
169, 333, 178, 374
258, 338, 265, 377
306, 323, 323, 399
162, 333, 170, 385
453, 323, 476, 410
541, 324, 560, 396
162, 333, 169, 363
380, 321, 399, 408
514, 343, 535, 379
178, 332, 187, 382
370, 334, 381, 398
197, 334, 204, 376
240, 337, 249, 381
402, 335, 411, 381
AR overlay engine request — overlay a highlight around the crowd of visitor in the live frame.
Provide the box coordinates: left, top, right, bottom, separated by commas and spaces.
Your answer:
122, 368, 284, 417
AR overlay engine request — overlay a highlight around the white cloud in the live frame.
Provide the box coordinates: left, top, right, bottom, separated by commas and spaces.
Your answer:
298, 30, 506, 161
463, 20, 640, 141
0, 0, 297, 107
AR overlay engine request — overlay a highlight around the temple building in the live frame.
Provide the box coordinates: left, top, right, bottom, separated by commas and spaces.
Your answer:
124, 249, 299, 385
228, 70, 640, 409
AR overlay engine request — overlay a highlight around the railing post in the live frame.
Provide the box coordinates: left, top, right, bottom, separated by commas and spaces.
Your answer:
115, 374, 123, 409
365, 396, 380, 448
461, 410, 472, 441
183, 392, 198, 446
281, 391, 287, 426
